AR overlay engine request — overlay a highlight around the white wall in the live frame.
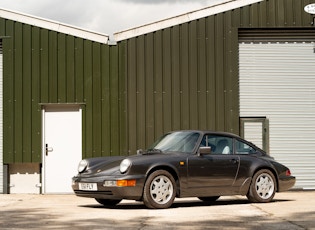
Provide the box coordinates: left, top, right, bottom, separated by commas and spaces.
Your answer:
9, 163, 40, 194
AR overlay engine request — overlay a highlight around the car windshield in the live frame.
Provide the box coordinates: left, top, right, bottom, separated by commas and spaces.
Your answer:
149, 131, 201, 153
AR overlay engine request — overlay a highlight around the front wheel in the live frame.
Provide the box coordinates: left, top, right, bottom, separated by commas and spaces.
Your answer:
247, 169, 277, 203
95, 198, 122, 207
143, 170, 176, 209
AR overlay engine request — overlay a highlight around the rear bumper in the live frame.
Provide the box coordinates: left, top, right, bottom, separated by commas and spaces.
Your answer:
278, 176, 296, 192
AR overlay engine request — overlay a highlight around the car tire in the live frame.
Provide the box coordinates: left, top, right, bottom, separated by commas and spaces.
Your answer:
95, 198, 122, 207
198, 196, 220, 202
143, 170, 176, 209
247, 169, 277, 203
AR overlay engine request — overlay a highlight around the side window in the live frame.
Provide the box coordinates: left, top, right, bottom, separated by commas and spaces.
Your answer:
200, 135, 233, 154
235, 139, 256, 154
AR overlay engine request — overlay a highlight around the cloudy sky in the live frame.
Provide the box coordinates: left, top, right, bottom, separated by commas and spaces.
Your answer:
0, 0, 222, 39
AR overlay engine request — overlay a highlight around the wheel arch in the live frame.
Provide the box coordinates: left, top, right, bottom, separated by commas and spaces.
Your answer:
251, 166, 279, 192
144, 165, 180, 196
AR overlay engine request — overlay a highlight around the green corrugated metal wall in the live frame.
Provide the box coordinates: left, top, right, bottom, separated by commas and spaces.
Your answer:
1, 0, 315, 163
121, 19, 240, 153
0, 18, 125, 163
119, 0, 315, 153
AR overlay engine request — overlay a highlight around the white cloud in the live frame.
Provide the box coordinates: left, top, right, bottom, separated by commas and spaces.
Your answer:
0, 0, 218, 39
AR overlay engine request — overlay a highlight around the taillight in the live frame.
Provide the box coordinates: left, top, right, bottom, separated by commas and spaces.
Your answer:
286, 169, 291, 176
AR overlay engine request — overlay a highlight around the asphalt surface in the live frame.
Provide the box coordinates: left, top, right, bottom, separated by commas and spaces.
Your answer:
0, 191, 314, 229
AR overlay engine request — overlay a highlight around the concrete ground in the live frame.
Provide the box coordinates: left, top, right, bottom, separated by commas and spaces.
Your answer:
0, 191, 314, 229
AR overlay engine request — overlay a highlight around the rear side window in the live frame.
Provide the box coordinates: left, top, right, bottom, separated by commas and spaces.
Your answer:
235, 139, 256, 154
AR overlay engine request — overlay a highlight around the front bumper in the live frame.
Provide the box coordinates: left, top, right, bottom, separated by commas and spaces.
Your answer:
72, 175, 146, 200
278, 175, 296, 192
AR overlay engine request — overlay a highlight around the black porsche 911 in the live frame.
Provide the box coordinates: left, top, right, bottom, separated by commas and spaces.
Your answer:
72, 130, 295, 209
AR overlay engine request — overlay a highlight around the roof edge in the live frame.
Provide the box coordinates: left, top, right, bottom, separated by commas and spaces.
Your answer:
0, 8, 109, 44
114, 0, 263, 42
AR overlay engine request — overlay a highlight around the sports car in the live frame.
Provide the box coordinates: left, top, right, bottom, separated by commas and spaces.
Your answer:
72, 130, 295, 209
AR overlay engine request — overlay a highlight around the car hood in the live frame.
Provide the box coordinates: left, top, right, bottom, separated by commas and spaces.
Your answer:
78, 152, 186, 176
80, 156, 125, 176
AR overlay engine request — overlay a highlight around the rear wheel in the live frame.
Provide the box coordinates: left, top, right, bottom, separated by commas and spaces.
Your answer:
143, 170, 176, 209
95, 198, 122, 207
198, 196, 220, 202
247, 169, 276, 203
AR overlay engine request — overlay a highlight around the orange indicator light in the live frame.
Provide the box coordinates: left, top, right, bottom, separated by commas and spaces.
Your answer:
116, 179, 136, 187
180, 161, 185, 166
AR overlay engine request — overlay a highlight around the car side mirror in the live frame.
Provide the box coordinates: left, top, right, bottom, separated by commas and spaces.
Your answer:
137, 149, 143, 155
198, 146, 212, 156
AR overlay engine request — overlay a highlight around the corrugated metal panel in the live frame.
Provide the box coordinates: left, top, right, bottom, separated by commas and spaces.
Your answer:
119, 0, 315, 155
0, 43, 3, 193
123, 17, 240, 154
1, 18, 124, 163
114, 0, 263, 41
0, 8, 109, 44
115, 0, 315, 41
239, 41, 315, 189
238, 0, 315, 28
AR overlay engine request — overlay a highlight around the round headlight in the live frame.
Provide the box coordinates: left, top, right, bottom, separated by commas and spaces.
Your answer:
120, 159, 131, 174
78, 160, 88, 173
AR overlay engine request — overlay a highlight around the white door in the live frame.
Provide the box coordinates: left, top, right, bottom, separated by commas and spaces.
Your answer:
42, 105, 82, 194
240, 117, 269, 153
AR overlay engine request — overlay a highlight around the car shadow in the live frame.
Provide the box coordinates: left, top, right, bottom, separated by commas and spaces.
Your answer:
79, 198, 293, 210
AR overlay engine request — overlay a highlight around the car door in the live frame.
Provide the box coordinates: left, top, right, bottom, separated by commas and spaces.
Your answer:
187, 135, 240, 192
232, 138, 259, 188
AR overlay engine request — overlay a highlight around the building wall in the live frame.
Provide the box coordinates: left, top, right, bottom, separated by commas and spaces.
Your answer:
119, 18, 240, 153
118, 0, 315, 153
1, 0, 315, 164
0, 18, 125, 164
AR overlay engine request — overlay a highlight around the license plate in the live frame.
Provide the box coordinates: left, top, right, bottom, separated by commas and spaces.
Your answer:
79, 183, 98, 191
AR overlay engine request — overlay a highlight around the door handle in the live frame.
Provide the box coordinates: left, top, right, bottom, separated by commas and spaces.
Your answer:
230, 158, 239, 164
45, 144, 54, 156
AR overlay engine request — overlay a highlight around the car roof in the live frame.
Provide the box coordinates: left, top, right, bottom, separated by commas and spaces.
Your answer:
169, 130, 241, 139
170, 130, 265, 153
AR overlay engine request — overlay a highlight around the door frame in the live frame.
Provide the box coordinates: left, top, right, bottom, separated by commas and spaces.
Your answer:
240, 117, 269, 153
41, 104, 83, 194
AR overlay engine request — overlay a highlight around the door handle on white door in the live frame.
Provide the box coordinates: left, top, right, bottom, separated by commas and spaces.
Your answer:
45, 144, 54, 156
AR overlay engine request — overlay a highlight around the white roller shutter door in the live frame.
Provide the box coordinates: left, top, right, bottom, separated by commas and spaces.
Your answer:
239, 42, 315, 189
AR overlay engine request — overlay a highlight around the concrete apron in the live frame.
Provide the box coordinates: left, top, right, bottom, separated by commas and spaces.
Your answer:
0, 191, 314, 229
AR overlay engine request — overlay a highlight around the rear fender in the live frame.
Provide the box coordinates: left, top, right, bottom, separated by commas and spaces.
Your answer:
238, 177, 252, 195
249, 166, 279, 192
